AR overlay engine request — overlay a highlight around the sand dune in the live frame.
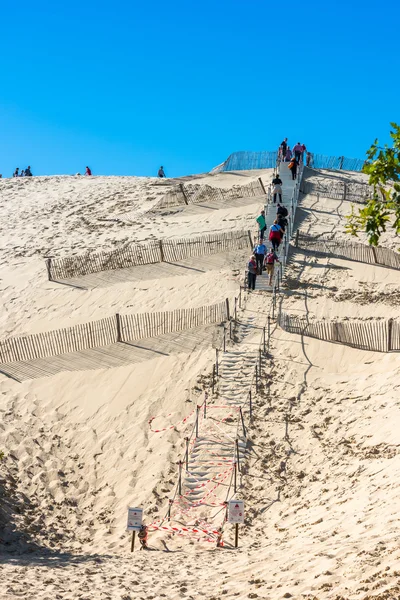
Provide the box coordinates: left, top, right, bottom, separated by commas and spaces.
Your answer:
0, 167, 399, 600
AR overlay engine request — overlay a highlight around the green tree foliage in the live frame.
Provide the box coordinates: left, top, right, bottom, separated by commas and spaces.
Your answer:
346, 122, 400, 246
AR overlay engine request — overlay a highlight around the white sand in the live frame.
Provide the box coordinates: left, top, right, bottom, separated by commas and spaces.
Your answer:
0, 169, 399, 600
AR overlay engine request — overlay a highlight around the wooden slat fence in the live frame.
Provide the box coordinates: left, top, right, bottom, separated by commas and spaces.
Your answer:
155, 179, 265, 210
296, 232, 400, 270
0, 316, 118, 363
301, 179, 373, 204
279, 312, 398, 352
47, 230, 252, 281
120, 301, 227, 341
0, 301, 229, 365
161, 231, 251, 262
309, 155, 364, 171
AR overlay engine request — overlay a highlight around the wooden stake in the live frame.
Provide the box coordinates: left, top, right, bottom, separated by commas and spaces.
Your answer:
45, 258, 53, 281
388, 318, 393, 352
178, 461, 183, 495
236, 438, 241, 471
249, 390, 252, 420
258, 177, 267, 195
185, 437, 189, 470
116, 313, 122, 342
131, 531, 136, 552
179, 183, 189, 205
216, 349, 219, 376
234, 297, 237, 322
239, 407, 246, 438
159, 239, 165, 262
225, 298, 230, 320
196, 405, 200, 437
212, 364, 216, 394
235, 523, 239, 548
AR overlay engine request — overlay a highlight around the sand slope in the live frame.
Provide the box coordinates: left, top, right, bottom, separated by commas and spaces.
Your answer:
1, 169, 399, 600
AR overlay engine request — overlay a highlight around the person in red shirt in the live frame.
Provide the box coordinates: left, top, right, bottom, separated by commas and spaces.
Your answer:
85, 166, 92, 176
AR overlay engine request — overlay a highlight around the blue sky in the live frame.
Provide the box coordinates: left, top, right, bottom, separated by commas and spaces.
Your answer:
1, 0, 399, 177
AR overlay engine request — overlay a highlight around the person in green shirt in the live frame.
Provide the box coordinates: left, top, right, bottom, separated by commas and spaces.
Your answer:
256, 210, 266, 240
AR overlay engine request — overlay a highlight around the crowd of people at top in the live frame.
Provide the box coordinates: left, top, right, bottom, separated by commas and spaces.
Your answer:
6, 165, 165, 178
278, 138, 313, 170
13, 166, 33, 177
10, 165, 93, 178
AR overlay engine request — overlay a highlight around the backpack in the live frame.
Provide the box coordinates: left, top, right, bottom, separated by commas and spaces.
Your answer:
266, 252, 275, 264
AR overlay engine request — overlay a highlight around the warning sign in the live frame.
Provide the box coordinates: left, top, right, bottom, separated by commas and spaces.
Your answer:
228, 499, 244, 524
127, 507, 143, 531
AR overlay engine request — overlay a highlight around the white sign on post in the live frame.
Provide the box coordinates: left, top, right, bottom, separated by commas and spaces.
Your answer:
127, 507, 143, 531
228, 500, 245, 524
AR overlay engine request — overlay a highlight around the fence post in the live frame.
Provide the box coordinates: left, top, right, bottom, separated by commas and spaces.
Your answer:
185, 437, 189, 471
267, 316, 271, 352
247, 230, 253, 249
204, 392, 207, 418
259, 348, 262, 375
239, 286, 242, 309
239, 407, 246, 438
258, 177, 267, 195
234, 297, 237, 322
388, 318, 393, 352
216, 349, 219, 376
179, 183, 189, 205
178, 460, 183, 495
225, 298, 230, 320
343, 183, 347, 200
196, 405, 200, 437
272, 288, 276, 320
249, 390, 252, 420
45, 258, 53, 281
223, 325, 226, 352
234, 461, 237, 493
295, 230, 299, 247
116, 313, 122, 342
263, 326, 266, 354
255, 365, 259, 392
230, 319, 232, 340
167, 499, 173, 521
236, 438, 241, 472
159, 239, 165, 262
212, 364, 216, 394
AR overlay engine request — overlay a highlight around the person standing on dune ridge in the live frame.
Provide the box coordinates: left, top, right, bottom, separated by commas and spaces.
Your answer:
293, 142, 303, 164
